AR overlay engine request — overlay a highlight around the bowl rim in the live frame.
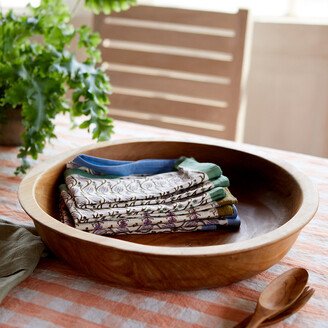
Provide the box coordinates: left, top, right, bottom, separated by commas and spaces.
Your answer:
18, 138, 319, 257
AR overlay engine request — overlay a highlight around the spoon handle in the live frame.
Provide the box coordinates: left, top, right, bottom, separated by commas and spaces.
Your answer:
233, 315, 254, 328
245, 311, 268, 328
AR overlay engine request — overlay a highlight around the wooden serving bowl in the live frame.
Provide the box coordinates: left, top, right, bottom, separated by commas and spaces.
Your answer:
19, 140, 318, 290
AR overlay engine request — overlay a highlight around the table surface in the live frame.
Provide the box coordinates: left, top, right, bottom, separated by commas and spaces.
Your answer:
0, 118, 327, 328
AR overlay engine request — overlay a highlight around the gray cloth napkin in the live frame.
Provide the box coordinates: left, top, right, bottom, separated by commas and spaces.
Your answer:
0, 218, 45, 304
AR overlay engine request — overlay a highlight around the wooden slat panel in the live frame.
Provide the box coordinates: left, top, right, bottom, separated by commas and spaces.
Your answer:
109, 71, 232, 101
110, 113, 235, 140
101, 48, 232, 77
102, 24, 236, 53
94, 7, 249, 141
110, 5, 239, 30
109, 93, 233, 125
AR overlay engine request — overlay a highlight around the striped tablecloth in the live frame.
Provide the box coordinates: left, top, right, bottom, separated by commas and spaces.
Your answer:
0, 118, 327, 328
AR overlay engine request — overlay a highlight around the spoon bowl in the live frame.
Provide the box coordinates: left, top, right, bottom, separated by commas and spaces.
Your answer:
246, 268, 309, 328
259, 267, 309, 310
263, 286, 315, 326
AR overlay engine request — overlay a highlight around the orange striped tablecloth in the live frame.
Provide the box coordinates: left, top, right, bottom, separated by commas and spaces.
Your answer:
0, 118, 327, 328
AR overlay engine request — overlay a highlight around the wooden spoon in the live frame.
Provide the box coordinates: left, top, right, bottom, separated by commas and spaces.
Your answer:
233, 286, 314, 328
245, 268, 308, 328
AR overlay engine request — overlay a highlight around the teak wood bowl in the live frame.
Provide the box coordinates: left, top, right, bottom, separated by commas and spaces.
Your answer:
18, 140, 318, 290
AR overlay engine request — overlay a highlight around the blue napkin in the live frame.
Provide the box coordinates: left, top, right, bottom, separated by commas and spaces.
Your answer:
71, 154, 177, 176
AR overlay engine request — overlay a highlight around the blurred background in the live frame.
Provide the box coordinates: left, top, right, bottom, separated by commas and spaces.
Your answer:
2, 0, 328, 158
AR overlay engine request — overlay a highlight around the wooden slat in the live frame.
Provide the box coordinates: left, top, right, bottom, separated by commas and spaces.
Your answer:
103, 63, 231, 84
109, 93, 233, 125
102, 24, 236, 53
110, 108, 225, 131
110, 5, 239, 30
109, 70, 232, 102
103, 40, 232, 61
112, 87, 227, 108
101, 48, 232, 77
110, 112, 235, 140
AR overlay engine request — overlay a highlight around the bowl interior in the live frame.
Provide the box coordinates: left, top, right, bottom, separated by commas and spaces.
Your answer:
34, 141, 302, 247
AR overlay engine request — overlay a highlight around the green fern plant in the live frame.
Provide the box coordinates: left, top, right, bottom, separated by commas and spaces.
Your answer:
85, 0, 136, 13
0, 0, 136, 174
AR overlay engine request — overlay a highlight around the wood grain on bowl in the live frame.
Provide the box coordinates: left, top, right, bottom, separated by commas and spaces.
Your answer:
18, 140, 318, 290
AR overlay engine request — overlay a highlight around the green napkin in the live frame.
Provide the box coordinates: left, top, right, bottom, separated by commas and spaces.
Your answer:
0, 218, 45, 304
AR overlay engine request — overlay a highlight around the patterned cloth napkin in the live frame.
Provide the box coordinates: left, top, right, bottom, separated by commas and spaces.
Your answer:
59, 156, 240, 235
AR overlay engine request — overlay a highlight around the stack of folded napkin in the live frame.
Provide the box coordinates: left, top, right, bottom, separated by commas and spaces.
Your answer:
58, 155, 240, 236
